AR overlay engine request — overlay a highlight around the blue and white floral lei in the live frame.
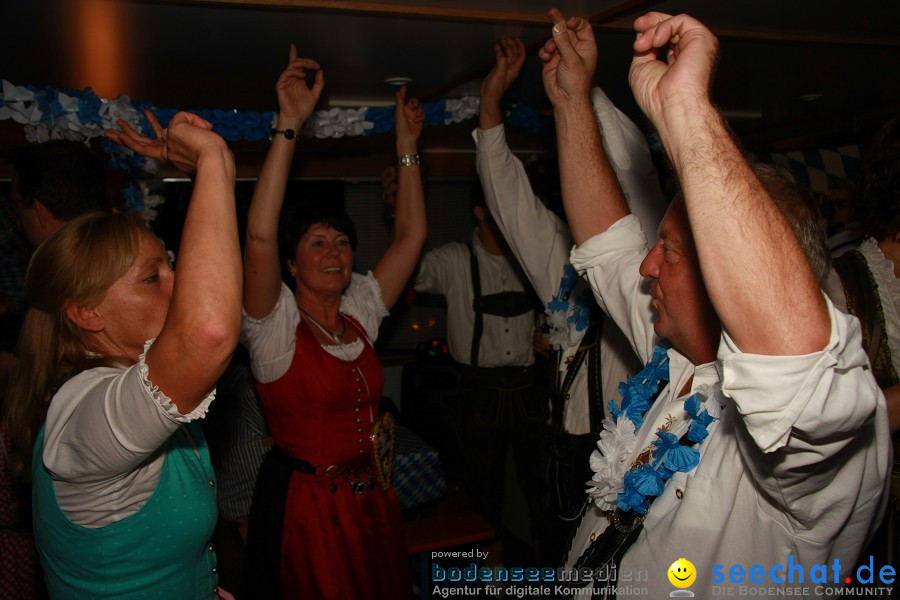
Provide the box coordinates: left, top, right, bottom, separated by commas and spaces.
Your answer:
586, 341, 721, 515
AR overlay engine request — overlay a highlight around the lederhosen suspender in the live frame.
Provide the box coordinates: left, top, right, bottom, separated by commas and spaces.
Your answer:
549, 314, 605, 435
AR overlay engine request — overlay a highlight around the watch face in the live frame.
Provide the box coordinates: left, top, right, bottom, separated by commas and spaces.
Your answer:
272, 128, 295, 139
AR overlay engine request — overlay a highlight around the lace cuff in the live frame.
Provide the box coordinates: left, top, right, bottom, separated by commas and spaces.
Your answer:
138, 339, 215, 422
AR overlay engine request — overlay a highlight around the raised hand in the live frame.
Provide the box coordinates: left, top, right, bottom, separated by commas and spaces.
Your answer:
481, 37, 526, 105
538, 8, 597, 108
628, 12, 719, 133
104, 110, 226, 174
276, 43, 324, 125
394, 85, 424, 154
479, 37, 526, 129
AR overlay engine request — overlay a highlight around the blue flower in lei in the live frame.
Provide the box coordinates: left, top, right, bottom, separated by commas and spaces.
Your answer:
605, 340, 719, 517
588, 341, 720, 517
548, 264, 579, 313
685, 393, 716, 443
547, 264, 595, 333
618, 432, 700, 514
609, 341, 671, 429
619, 465, 662, 514
653, 431, 700, 473
546, 296, 569, 314
568, 288, 594, 332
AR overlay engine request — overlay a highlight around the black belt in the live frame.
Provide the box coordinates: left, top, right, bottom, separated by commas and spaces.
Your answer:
271, 447, 374, 495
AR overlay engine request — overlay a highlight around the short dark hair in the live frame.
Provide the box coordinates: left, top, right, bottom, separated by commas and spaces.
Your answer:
280, 201, 358, 281
12, 140, 111, 220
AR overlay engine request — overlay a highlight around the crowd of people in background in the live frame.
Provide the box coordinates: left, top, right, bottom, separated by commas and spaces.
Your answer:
0, 6, 897, 600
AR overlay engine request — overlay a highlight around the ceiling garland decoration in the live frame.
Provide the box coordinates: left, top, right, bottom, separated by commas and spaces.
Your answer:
0, 78, 551, 216
0, 79, 550, 144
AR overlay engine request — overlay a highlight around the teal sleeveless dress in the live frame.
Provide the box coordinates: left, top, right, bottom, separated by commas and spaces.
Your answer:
32, 421, 219, 599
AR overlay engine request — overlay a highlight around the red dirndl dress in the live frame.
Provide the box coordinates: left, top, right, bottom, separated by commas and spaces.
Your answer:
246, 315, 410, 599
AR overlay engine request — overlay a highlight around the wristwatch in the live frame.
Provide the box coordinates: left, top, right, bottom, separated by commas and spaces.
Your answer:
271, 128, 296, 140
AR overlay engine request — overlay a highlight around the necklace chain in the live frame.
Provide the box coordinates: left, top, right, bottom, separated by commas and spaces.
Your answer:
298, 306, 346, 343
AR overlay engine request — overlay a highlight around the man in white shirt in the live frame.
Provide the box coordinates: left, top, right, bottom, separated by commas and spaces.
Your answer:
413, 183, 544, 564
473, 36, 666, 566
540, 9, 890, 599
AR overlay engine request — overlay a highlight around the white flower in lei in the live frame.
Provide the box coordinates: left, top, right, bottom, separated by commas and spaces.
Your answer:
587, 415, 637, 510
586, 343, 721, 516
545, 308, 572, 349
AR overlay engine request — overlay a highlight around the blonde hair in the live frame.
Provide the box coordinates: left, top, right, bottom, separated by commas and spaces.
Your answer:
5, 210, 148, 479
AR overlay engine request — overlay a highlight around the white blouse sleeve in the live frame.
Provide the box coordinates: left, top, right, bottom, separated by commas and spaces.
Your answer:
240, 282, 300, 384
42, 339, 215, 483
340, 271, 389, 343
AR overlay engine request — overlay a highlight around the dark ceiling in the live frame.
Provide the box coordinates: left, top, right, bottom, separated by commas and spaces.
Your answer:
3, 0, 900, 162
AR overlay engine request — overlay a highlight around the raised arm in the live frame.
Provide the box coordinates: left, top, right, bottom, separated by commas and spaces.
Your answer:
106, 110, 240, 412
244, 44, 323, 319
539, 9, 629, 245
628, 13, 829, 355
476, 37, 572, 302
371, 86, 427, 309
479, 37, 526, 130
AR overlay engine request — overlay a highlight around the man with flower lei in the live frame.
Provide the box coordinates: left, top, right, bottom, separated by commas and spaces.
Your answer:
540, 8, 890, 598
472, 36, 665, 565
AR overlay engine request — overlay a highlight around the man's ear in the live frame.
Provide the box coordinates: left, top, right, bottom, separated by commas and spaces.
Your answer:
64, 300, 105, 333
472, 205, 487, 223
287, 259, 298, 278
33, 200, 54, 228
34, 199, 68, 238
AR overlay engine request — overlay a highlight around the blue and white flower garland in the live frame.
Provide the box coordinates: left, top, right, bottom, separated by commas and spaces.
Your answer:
545, 263, 595, 349
586, 342, 720, 515
0, 78, 552, 218
0, 79, 546, 143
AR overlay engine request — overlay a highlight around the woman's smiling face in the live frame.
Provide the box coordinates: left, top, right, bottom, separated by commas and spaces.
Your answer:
289, 222, 354, 297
